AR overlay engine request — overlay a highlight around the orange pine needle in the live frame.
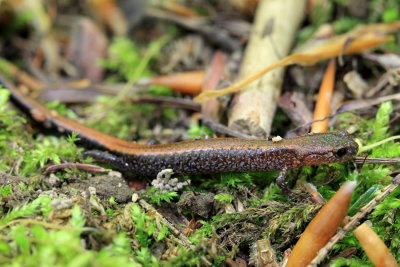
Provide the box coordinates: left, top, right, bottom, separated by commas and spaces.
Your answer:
148, 70, 205, 95
354, 223, 399, 267
311, 59, 336, 133
193, 22, 400, 103
164, 1, 200, 17
286, 181, 357, 267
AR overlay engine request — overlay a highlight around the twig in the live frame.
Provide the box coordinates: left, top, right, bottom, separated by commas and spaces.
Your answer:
44, 163, 110, 173
0, 171, 29, 184
355, 157, 400, 164
146, 8, 240, 52
338, 92, 400, 113
132, 96, 200, 111
202, 118, 257, 139
138, 198, 195, 249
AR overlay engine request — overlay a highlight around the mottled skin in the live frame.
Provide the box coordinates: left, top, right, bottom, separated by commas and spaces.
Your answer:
4, 79, 359, 178
85, 133, 358, 178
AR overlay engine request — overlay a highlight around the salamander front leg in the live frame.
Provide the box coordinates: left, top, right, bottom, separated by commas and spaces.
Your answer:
84, 150, 146, 189
276, 169, 291, 196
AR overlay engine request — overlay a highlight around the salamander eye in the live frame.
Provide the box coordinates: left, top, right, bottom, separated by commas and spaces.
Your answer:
335, 148, 347, 157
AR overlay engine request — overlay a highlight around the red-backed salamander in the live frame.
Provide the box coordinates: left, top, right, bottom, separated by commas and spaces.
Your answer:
3, 79, 359, 179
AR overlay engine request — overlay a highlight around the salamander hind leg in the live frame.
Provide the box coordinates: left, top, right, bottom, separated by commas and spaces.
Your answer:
83, 150, 131, 173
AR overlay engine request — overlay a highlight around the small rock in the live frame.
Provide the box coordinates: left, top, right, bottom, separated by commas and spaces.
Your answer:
88, 186, 97, 195
177, 192, 215, 218
48, 174, 61, 186
51, 199, 73, 210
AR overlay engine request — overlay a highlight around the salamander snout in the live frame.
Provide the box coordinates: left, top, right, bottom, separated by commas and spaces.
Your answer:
301, 133, 359, 166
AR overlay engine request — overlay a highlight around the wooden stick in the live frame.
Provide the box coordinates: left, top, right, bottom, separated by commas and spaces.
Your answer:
227, 0, 306, 137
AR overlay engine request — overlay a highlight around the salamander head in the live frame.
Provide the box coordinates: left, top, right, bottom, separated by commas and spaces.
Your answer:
295, 132, 359, 166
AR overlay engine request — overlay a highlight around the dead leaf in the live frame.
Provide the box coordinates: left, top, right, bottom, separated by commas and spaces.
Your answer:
194, 22, 400, 102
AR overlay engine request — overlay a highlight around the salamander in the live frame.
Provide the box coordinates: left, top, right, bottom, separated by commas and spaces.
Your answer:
2, 79, 358, 179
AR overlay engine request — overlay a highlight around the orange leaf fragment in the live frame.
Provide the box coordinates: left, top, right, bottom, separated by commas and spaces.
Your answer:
148, 70, 206, 95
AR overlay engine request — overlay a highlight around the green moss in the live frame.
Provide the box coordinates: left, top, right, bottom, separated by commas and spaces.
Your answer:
332, 102, 400, 264
0, 196, 52, 225
369, 0, 400, 22
0, 208, 142, 266
99, 37, 151, 81
331, 256, 373, 267
214, 193, 235, 203
146, 187, 179, 206
0, 88, 86, 178
310, 0, 333, 28
187, 122, 214, 139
